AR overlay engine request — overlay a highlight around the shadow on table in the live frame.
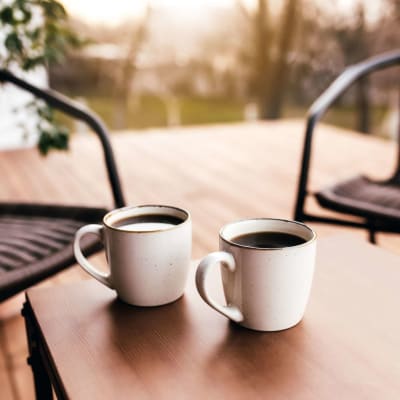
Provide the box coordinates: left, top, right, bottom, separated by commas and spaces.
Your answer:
205, 320, 313, 397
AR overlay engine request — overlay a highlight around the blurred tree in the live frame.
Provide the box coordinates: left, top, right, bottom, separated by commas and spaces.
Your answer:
47, 10, 154, 130
333, 2, 370, 133
264, 0, 298, 119
253, 0, 271, 118
372, 0, 400, 53
113, 6, 151, 129
235, 0, 399, 128
287, 4, 340, 105
237, 0, 299, 119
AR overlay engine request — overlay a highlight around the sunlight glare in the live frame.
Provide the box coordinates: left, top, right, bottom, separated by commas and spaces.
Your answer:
61, 0, 238, 25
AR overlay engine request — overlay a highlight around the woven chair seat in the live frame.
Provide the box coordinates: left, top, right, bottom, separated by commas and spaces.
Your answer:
315, 175, 400, 222
0, 203, 107, 301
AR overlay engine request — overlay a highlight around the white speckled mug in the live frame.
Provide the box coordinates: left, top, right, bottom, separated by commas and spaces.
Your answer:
196, 218, 316, 331
74, 205, 191, 306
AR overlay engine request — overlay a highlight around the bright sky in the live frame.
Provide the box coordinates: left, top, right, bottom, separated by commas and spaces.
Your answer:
61, 0, 382, 25
61, 0, 241, 25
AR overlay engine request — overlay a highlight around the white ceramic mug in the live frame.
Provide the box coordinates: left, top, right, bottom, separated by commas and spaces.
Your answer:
196, 218, 317, 331
74, 205, 191, 306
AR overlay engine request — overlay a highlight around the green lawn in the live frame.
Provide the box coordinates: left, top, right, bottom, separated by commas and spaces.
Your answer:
283, 105, 389, 136
57, 94, 389, 137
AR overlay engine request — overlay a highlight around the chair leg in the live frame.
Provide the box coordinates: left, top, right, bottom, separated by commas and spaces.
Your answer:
368, 228, 377, 244
367, 219, 377, 244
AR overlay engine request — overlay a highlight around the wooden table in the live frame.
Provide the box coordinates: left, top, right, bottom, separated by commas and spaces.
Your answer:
22, 236, 400, 399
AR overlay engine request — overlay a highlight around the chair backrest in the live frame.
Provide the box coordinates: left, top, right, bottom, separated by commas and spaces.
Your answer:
295, 50, 400, 219
0, 69, 126, 208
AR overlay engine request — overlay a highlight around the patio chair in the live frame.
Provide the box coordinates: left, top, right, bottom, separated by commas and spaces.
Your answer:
0, 69, 125, 302
294, 50, 400, 244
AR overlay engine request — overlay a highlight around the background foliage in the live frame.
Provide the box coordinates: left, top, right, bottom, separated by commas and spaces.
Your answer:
0, 0, 84, 154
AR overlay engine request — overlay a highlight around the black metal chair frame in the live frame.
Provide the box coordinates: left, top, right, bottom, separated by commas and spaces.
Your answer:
0, 69, 125, 209
294, 50, 400, 243
0, 69, 126, 301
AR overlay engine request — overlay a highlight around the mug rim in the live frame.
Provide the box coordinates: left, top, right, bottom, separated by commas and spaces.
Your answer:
219, 218, 317, 251
103, 204, 191, 233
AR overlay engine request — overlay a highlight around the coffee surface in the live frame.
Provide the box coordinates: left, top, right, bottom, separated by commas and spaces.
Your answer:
231, 231, 306, 248
113, 214, 183, 232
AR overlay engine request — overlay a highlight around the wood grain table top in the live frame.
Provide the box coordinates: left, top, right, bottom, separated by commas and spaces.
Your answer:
26, 236, 400, 399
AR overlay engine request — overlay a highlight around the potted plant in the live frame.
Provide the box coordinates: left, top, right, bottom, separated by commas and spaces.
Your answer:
0, 0, 84, 154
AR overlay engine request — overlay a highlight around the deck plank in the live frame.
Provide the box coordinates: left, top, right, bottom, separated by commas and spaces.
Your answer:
0, 323, 15, 400
0, 120, 399, 399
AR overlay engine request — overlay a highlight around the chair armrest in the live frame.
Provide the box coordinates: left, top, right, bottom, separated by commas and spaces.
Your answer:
308, 50, 400, 121
294, 50, 400, 220
0, 69, 125, 208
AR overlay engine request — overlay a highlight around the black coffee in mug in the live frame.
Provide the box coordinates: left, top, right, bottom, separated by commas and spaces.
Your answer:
231, 231, 306, 248
113, 214, 184, 232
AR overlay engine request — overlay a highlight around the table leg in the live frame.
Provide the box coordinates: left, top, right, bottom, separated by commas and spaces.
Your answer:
22, 302, 53, 400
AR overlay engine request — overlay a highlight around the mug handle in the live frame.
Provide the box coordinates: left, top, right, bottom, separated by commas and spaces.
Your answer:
195, 252, 243, 323
73, 224, 113, 289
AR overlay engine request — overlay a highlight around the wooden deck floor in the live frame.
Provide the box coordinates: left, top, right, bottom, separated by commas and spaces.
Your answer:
0, 119, 399, 399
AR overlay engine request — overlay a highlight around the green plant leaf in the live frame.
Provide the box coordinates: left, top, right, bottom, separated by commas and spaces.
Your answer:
5, 32, 23, 54
22, 55, 45, 70
0, 6, 14, 24
1, 0, 88, 154
19, 7, 32, 24
38, 127, 69, 155
41, 0, 67, 19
